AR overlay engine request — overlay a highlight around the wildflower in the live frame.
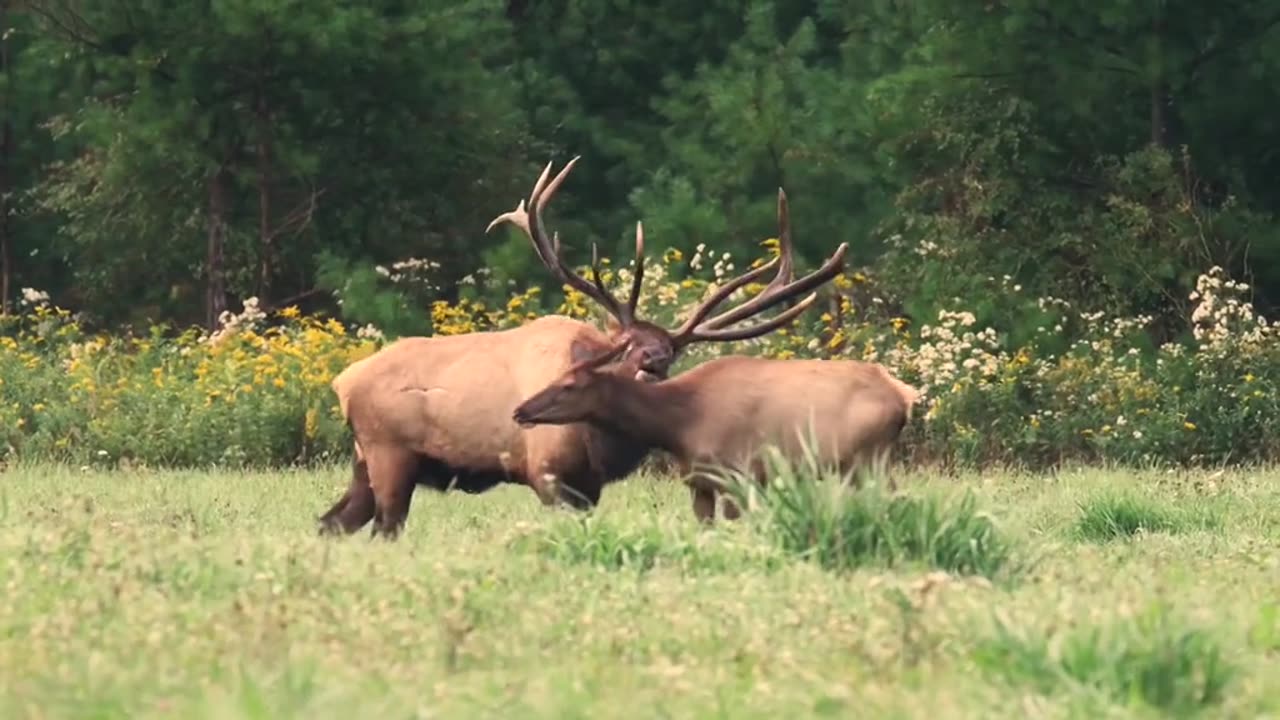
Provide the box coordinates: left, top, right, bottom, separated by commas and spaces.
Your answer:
1183, 421, 1197, 431
279, 306, 301, 319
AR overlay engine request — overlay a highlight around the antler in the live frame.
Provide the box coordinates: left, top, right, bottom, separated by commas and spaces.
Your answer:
668, 188, 847, 347
486, 158, 646, 328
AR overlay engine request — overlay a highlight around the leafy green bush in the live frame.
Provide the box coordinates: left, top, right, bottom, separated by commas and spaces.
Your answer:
2, 236, 1279, 471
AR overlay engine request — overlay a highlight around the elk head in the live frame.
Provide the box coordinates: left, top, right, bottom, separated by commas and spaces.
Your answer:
512, 337, 640, 428
487, 157, 848, 381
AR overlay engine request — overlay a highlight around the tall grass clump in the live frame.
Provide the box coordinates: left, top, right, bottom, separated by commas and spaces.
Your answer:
973, 603, 1236, 715
713, 445, 1017, 580
1073, 492, 1220, 542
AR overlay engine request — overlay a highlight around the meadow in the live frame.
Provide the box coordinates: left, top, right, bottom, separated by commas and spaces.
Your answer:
3, 239, 1280, 719
0, 461, 1276, 719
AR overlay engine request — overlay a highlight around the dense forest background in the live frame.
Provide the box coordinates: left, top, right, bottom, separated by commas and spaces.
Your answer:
3, 0, 1280, 342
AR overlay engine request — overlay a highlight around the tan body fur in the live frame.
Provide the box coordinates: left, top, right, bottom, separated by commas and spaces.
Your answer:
514, 355, 920, 522
319, 315, 650, 537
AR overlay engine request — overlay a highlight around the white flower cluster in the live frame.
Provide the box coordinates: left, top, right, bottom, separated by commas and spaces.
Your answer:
376, 257, 443, 292
356, 324, 384, 341
614, 258, 677, 307
19, 287, 50, 308
1188, 266, 1269, 352
457, 267, 493, 286
880, 309, 1003, 399
205, 297, 267, 345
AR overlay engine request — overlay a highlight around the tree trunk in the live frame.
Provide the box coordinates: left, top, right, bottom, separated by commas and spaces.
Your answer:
1149, 15, 1169, 148
255, 91, 273, 304
206, 164, 229, 330
0, 0, 12, 316
1150, 80, 1168, 148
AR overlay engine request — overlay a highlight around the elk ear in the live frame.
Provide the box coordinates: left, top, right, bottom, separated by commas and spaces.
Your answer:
569, 340, 597, 365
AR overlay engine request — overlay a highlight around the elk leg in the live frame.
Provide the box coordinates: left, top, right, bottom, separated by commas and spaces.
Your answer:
367, 447, 419, 540
690, 485, 717, 523
318, 454, 375, 535
721, 495, 743, 521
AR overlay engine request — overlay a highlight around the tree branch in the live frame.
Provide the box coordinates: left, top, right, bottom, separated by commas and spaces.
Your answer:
1185, 8, 1280, 82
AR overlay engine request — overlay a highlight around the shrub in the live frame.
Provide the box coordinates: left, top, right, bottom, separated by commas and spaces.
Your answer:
2, 241, 1278, 470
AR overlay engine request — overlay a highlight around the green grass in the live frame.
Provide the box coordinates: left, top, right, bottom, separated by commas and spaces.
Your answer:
714, 448, 1019, 581
1072, 490, 1222, 542
0, 462, 1277, 719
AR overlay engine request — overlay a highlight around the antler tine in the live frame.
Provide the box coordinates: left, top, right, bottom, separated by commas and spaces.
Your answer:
668, 187, 848, 349
668, 256, 783, 339
702, 188, 798, 330
701, 188, 846, 334
589, 242, 627, 321
685, 292, 822, 343
488, 157, 636, 328
705, 241, 848, 334
625, 221, 645, 317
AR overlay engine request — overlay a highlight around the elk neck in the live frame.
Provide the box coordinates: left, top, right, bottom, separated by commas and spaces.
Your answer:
591, 371, 698, 458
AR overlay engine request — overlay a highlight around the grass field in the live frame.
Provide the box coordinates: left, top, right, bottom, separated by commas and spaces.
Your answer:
0, 463, 1277, 719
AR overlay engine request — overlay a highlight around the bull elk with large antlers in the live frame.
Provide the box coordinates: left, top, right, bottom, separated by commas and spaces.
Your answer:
512, 348, 920, 523
317, 157, 848, 538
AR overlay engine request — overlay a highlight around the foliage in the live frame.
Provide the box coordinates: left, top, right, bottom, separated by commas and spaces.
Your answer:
0, 298, 370, 467
3, 243, 1280, 470
5, 1, 1280, 338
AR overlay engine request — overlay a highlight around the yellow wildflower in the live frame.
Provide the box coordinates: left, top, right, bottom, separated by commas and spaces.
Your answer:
1183, 421, 1197, 431
279, 306, 301, 319
304, 408, 319, 440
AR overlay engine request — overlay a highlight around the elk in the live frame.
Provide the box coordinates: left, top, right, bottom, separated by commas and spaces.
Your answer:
512, 347, 920, 523
317, 157, 849, 538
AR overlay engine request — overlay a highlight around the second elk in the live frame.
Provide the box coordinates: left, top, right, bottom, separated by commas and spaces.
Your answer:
513, 194, 919, 522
